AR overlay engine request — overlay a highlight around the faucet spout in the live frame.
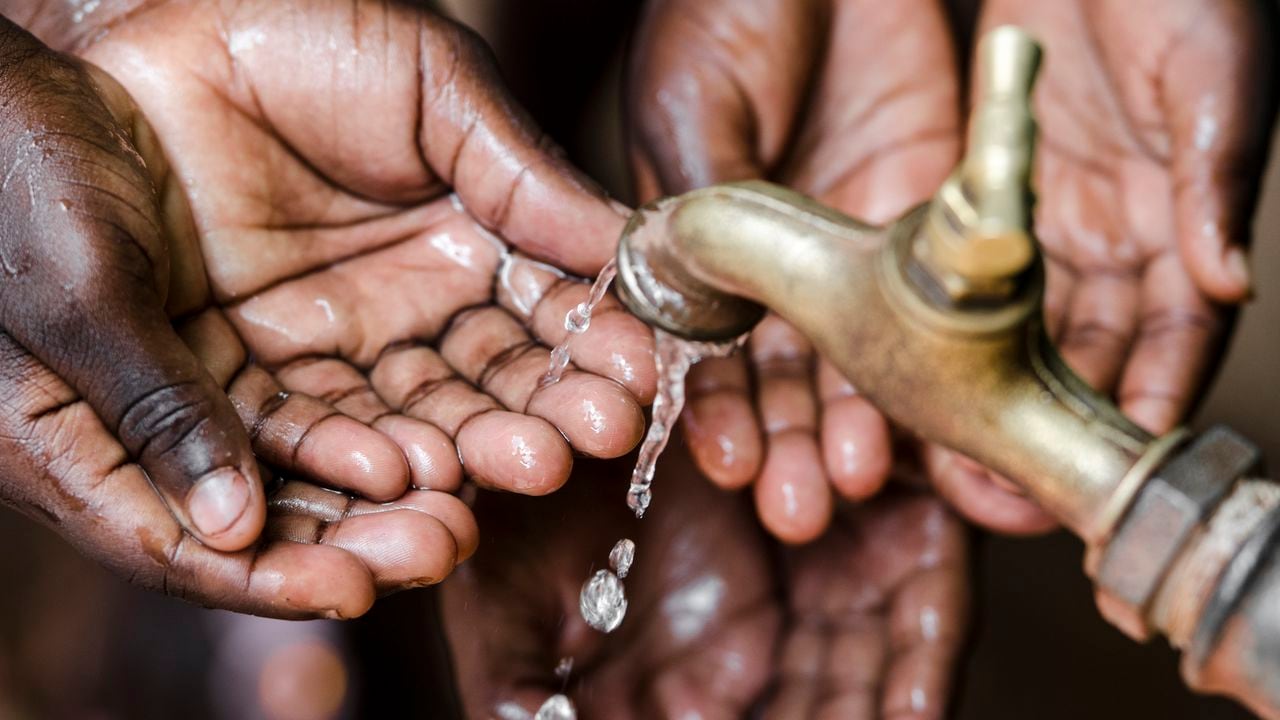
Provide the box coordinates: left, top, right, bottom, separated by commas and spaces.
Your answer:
614, 24, 1280, 719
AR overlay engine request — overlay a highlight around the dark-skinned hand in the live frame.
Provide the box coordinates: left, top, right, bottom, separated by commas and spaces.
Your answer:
630, 0, 1278, 538
0, 1, 655, 617
627, 0, 1050, 540
927, 0, 1279, 522
442, 449, 969, 719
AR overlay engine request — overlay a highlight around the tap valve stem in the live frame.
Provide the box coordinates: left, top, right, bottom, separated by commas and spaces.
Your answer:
917, 25, 1042, 303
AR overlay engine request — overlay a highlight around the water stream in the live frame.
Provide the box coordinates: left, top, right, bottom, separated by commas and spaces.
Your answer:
540, 259, 617, 388
529, 263, 743, 720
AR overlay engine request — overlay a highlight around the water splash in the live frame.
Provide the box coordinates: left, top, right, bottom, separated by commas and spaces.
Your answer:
627, 330, 743, 517
540, 259, 617, 388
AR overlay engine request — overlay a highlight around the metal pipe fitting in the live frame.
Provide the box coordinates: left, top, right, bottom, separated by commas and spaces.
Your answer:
614, 25, 1280, 719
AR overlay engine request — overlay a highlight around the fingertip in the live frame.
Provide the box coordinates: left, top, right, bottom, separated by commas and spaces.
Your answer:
528, 374, 645, 458
327, 510, 460, 590
1121, 395, 1182, 436
409, 491, 481, 563
251, 543, 376, 620
681, 395, 762, 489
372, 415, 463, 492
1188, 242, 1252, 303
754, 433, 833, 544
924, 446, 1057, 536
821, 397, 892, 501
456, 411, 572, 495
299, 415, 411, 502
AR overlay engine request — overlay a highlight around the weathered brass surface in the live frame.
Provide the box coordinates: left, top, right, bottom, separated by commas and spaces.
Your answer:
917, 25, 1040, 302
617, 180, 1157, 540
614, 24, 1280, 719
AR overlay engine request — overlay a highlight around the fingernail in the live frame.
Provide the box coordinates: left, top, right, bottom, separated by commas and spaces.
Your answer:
188, 468, 251, 537
1225, 246, 1251, 293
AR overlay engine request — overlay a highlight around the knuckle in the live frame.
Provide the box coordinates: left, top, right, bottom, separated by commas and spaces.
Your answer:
116, 381, 218, 461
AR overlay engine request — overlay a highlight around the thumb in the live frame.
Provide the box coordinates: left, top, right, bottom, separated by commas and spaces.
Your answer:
1164, 1, 1278, 303
0, 31, 264, 551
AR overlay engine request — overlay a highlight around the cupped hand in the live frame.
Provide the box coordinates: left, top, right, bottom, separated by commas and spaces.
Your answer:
926, 0, 1278, 523
442, 448, 779, 719
440, 447, 970, 719
68, 0, 656, 500
0, 0, 654, 616
628, 0, 1052, 539
767, 489, 969, 719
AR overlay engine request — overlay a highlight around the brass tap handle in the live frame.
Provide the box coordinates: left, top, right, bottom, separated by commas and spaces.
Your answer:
921, 25, 1042, 301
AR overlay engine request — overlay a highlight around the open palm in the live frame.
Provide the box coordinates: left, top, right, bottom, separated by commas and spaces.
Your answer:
78, 0, 656, 497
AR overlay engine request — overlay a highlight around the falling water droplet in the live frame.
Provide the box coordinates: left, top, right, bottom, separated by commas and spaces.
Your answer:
554, 657, 574, 680
609, 539, 635, 579
534, 694, 577, 720
579, 569, 628, 633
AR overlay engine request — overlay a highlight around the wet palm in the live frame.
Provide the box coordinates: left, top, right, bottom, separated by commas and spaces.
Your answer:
926, 0, 1278, 519
77, 0, 656, 498
0, 0, 655, 617
442, 450, 969, 719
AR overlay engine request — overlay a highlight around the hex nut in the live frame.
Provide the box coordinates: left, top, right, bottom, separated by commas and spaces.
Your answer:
1095, 426, 1262, 639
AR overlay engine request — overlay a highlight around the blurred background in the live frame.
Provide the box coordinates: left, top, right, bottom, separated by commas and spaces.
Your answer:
0, 1, 1275, 718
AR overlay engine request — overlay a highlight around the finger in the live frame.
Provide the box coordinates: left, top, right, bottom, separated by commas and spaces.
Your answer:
1163, 0, 1278, 302
780, 0, 960, 223
417, 15, 628, 274
751, 317, 832, 543
0, 336, 375, 619
628, 0, 824, 193
438, 306, 645, 458
680, 357, 764, 489
923, 446, 1058, 535
0, 48, 262, 550
273, 356, 462, 492
1053, 272, 1140, 392
266, 481, 478, 592
370, 344, 572, 495
817, 359, 891, 500
498, 253, 657, 403
1117, 252, 1225, 433
183, 310, 414, 500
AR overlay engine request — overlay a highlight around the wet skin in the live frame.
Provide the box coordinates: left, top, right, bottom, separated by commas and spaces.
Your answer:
443, 449, 969, 720
0, 2, 656, 617
629, 0, 1278, 539
927, 0, 1280, 526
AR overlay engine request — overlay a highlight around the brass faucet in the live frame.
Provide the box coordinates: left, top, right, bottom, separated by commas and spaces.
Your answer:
615, 26, 1280, 719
